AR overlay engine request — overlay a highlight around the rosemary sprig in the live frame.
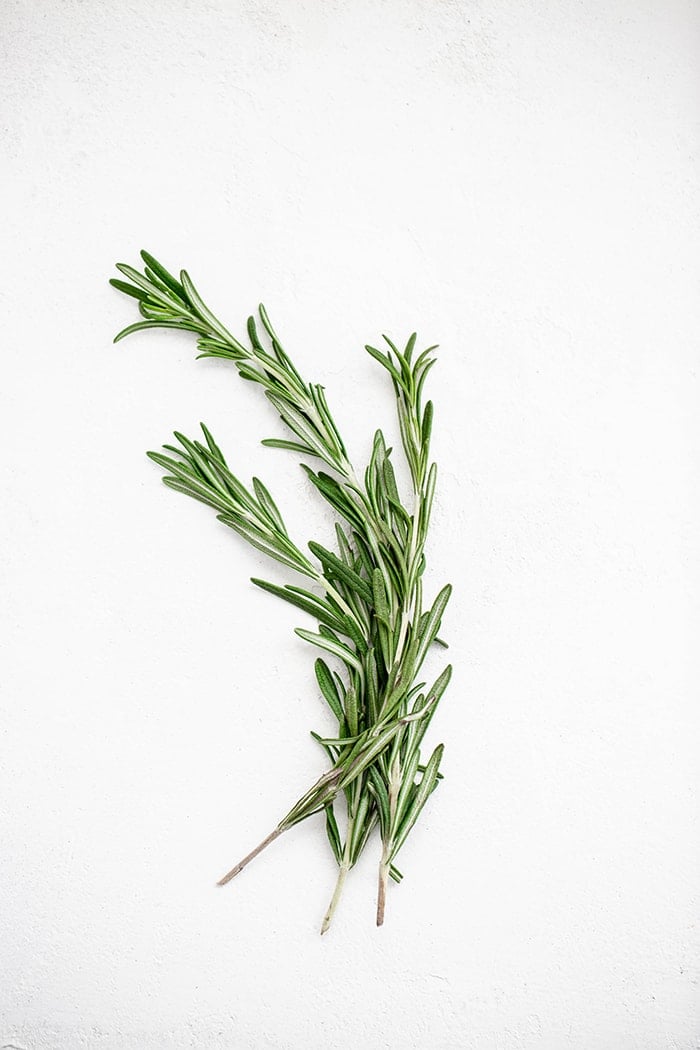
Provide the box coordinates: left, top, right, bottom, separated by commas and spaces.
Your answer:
111, 251, 452, 931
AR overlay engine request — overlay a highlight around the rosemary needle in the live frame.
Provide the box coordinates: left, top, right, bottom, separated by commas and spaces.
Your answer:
111, 251, 452, 931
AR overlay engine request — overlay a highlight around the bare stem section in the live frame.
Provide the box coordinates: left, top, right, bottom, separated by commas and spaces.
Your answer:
376, 855, 390, 927
217, 827, 283, 886
320, 863, 350, 935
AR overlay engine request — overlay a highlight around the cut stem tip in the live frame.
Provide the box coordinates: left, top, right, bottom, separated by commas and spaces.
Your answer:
320, 862, 350, 935
217, 826, 283, 887
376, 859, 389, 926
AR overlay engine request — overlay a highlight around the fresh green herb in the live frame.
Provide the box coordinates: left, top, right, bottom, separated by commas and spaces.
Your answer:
111, 251, 452, 932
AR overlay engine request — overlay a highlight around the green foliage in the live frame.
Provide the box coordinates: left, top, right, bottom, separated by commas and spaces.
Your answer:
111, 250, 452, 931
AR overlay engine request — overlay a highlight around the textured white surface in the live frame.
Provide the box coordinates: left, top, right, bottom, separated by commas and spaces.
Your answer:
1, 1, 699, 1047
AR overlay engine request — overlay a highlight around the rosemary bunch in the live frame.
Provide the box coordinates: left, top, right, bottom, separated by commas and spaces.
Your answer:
111, 252, 452, 931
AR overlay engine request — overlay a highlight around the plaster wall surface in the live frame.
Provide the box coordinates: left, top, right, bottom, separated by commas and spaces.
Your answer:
1, 2, 698, 1048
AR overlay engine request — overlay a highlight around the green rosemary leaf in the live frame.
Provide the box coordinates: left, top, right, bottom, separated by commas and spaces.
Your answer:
113, 320, 194, 344
386, 336, 414, 391
317, 623, 343, 645
234, 365, 263, 382
421, 399, 434, 449
389, 743, 444, 862
266, 392, 330, 461
199, 422, 226, 463
246, 314, 265, 353
252, 477, 288, 535
337, 613, 367, 655
196, 347, 243, 362
367, 765, 390, 837
179, 269, 243, 349
382, 457, 403, 512
413, 583, 453, 670
161, 475, 229, 510
334, 523, 354, 565
310, 731, 340, 764
146, 449, 195, 476
301, 468, 365, 531
256, 305, 307, 390
314, 658, 345, 724
177, 440, 258, 516
365, 344, 402, 385
393, 747, 421, 828
404, 332, 418, 363
324, 804, 343, 865
109, 278, 151, 302
172, 432, 230, 499
197, 335, 246, 360
308, 541, 373, 605
294, 628, 364, 676
261, 438, 314, 455
140, 250, 186, 300
365, 646, 380, 719
218, 515, 311, 575
420, 462, 438, 533
250, 578, 343, 633
312, 384, 348, 457
349, 790, 375, 860
314, 731, 363, 747
114, 262, 177, 308
404, 664, 452, 756
337, 720, 406, 790
372, 567, 391, 628
344, 684, 358, 736
143, 267, 185, 305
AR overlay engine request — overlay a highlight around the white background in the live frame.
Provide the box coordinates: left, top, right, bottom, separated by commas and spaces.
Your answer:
1, 2, 699, 1047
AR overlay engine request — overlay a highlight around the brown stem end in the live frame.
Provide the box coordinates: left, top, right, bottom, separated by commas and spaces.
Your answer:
217, 826, 282, 887
376, 860, 389, 926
